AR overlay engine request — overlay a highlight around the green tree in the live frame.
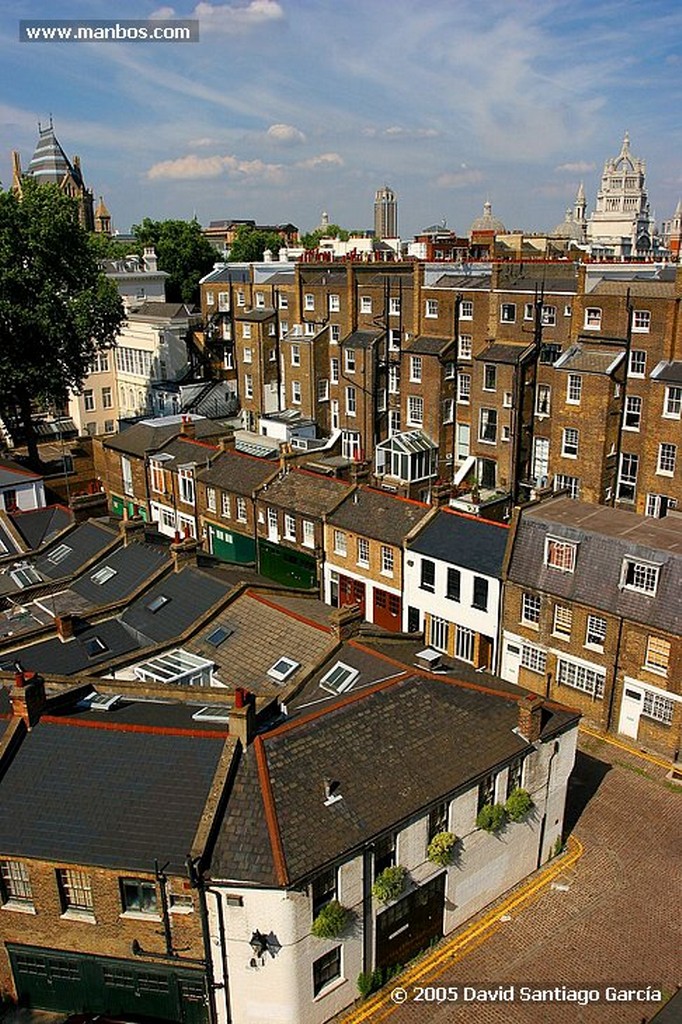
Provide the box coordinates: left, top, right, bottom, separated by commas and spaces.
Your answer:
227, 224, 284, 263
0, 180, 124, 464
301, 224, 350, 249
87, 231, 132, 262
132, 217, 217, 304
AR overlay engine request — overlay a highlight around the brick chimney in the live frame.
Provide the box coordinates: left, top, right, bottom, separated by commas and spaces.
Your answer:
518, 692, 544, 744
55, 614, 75, 642
431, 482, 452, 507
10, 671, 46, 729
119, 514, 146, 546
218, 431, 236, 452
170, 534, 200, 572
330, 603, 364, 642
230, 687, 256, 746
180, 415, 196, 439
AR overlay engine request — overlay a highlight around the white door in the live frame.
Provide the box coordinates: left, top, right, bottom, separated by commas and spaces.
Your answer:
618, 685, 643, 739
331, 400, 339, 430
532, 437, 550, 484
502, 639, 522, 685
456, 423, 470, 461
267, 508, 279, 542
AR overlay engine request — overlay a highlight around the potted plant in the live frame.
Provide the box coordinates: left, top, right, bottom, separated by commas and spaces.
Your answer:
476, 803, 508, 834
372, 865, 407, 905
427, 831, 459, 866
311, 900, 349, 939
505, 787, 534, 822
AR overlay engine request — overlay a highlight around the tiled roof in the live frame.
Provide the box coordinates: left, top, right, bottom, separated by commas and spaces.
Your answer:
475, 343, 534, 365
211, 673, 578, 886
408, 509, 509, 577
341, 329, 382, 349
405, 335, 454, 356
554, 345, 625, 375
197, 449, 277, 495
650, 360, 682, 385
327, 488, 430, 545
9, 506, 73, 550
258, 469, 353, 518
0, 702, 225, 873
508, 497, 682, 632
105, 419, 234, 457
588, 279, 674, 298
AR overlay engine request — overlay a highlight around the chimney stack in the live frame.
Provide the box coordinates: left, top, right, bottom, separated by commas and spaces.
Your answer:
518, 692, 544, 744
170, 534, 200, 572
55, 614, 75, 642
180, 415, 196, 439
143, 246, 158, 273
230, 688, 256, 746
119, 514, 146, 547
218, 431, 236, 452
10, 672, 46, 729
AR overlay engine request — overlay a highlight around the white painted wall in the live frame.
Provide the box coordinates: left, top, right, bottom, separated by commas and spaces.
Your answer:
0, 478, 45, 512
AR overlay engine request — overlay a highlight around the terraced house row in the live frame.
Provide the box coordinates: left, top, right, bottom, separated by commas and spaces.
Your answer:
193, 258, 682, 519
92, 417, 682, 759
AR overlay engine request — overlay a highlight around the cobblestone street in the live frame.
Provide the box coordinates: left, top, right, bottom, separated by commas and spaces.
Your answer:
339, 735, 681, 1024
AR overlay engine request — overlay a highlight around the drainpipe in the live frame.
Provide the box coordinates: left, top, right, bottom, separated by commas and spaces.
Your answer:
362, 847, 374, 975
536, 739, 559, 870
206, 884, 232, 1024
187, 856, 218, 1024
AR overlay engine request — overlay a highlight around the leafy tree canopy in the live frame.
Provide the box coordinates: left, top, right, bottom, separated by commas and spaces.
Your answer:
132, 217, 217, 305
227, 224, 284, 263
301, 224, 350, 248
87, 231, 132, 262
0, 180, 124, 462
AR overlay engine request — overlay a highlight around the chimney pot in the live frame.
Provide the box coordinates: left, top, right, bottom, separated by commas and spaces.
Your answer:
518, 692, 544, 744
10, 672, 45, 729
55, 614, 75, 642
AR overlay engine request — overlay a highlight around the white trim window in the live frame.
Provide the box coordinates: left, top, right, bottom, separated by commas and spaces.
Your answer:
642, 688, 674, 725
388, 365, 399, 394
429, 616, 449, 653
620, 558, 659, 595
357, 537, 369, 567
458, 334, 472, 360
545, 537, 577, 573
628, 350, 646, 378
455, 625, 475, 662
536, 384, 551, 417
242, 347, 252, 363
242, 323, 251, 340
632, 310, 651, 333
302, 520, 315, 549
221, 493, 231, 519
330, 358, 339, 384
616, 452, 639, 502
425, 298, 439, 319
291, 381, 302, 405
304, 293, 315, 311
318, 378, 329, 402
345, 386, 357, 416
217, 292, 229, 312
521, 592, 541, 627
407, 396, 424, 427
206, 487, 217, 513
457, 374, 471, 404
121, 456, 134, 496
333, 530, 347, 556
291, 344, 301, 366
554, 474, 580, 499
344, 348, 356, 373
584, 307, 602, 330
521, 643, 547, 674
663, 386, 681, 419
178, 467, 195, 506
557, 657, 605, 699
483, 364, 497, 392
1, 860, 33, 906
657, 443, 677, 476
500, 303, 516, 323
360, 296, 372, 314
553, 604, 573, 640
624, 395, 642, 431
244, 374, 253, 400
561, 427, 579, 459
328, 294, 340, 312
566, 374, 582, 405
460, 301, 473, 320
380, 545, 394, 577
541, 305, 556, 327
236, 497, 247, 522
585, 615, 607, 650
644, 635, 670, 676
478, 408, 497, 444
409, 356, 422, 383
389, 297, 400, 317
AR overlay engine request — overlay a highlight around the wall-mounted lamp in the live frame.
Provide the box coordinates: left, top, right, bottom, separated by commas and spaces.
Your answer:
248, 929, 281, 967
249, 930, 268, 959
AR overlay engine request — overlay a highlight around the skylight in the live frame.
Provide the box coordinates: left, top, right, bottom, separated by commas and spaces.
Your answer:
10, 566, 42, 589
267, 657, 300, 683
47, 544, 72, 565
84, 636, 109, 658
79, 692, 121, 712
147, 594, 170, 613
206, 625, 233, 647
319, 661, 360, 695
91, 565, 117, 585
191, 705, 230, 722
134, 648, 214, 686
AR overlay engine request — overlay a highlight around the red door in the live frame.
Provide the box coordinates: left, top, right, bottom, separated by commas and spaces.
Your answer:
373, 588, 402, 632
339, 575, 366, 618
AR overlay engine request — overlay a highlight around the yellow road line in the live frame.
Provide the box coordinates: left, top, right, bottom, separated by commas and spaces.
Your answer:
341, 836, 584, 1023
580, 724, 672, 771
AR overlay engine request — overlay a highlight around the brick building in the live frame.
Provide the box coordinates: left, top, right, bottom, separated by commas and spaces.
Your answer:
501, 495, 682, 756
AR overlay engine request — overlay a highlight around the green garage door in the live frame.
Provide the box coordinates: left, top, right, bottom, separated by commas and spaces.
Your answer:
8, 945, 208, 1024
207, 523, 256, 564
258, 539, 318, 589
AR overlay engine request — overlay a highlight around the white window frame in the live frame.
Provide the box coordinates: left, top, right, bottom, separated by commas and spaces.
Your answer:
460, 301, 473, 320
409, 355, 422, 383
302, 519, 315, 549
585, 614, 607, 650
236, 497, 247, 522
425, 298, 438, 319
521, 592, 541, 627
545, 537, 577, 573
628, 350, 646, 378
407, 396, 424, 427
620, 558, 659, 595
657, 443, 676, 476
333, 529, 347, 556
584, 307, 602, 330
566, 374, 582, 405
632, 310, 651, 333
562, 427, 579, 459
380, 545, 394, 577
663, 386, 681, 419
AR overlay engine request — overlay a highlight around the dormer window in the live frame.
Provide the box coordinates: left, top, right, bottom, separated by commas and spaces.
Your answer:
620, 558, 659, 596
544, 537, 577, 573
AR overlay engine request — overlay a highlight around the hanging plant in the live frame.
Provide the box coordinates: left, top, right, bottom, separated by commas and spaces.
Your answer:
372, 865, 407, 905
476, 803, 508, 834
427, 831, 459, 867
505, 788, 534, 822
311, 900, 349, 939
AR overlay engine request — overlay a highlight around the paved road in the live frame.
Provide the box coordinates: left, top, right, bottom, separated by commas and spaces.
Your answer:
339, 735, 681, 1024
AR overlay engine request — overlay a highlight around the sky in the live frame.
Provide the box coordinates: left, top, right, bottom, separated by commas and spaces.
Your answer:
1, 0, 681, 238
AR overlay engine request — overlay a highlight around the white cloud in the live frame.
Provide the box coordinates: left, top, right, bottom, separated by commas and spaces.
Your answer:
362, 125, 439, 139
149, 6, 176, 18
187, 136, 215, 147
436, 169, 484, 189
267, 123, 306, 145
297, 152, 344, 170
193, 0, 284, 32
555, 161, 596, 173
147, 152, 283, 181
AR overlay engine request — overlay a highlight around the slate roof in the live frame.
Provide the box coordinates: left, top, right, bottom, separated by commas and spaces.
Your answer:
105, 418, 233, 458
35, 521, 117, 581
234, 308, 275, 322
129, 301, 196, 320
4, 618, 141, 676
432, 274, 491, 290
120, 565, 229, 644
408, 509, 509, 577
210, 674, 578, 886
71, 541, 168, 607
327, 489, 430, 545
0, 458, 42, 487
554, 345, 624, 375
197, 449, 277, 495
153, 436, 218, 466
0, 701, 225, 873
587, 279, 674, 299
508, 496, 682, 633
261, 271, 294, 285
404, 335, 454, 356
9, 506, 73, 550
475, 343, 534, 364
0, 521, 20, 557
493, 274, 577, 294
650, 360, 682, 385
341, 329, 383, 350
258, 469, 353, 518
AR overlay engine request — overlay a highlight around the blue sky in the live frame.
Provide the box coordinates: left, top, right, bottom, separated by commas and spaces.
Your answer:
1, 0, 681, 237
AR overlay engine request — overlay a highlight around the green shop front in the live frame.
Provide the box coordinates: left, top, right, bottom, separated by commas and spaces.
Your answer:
111, 494, 148, 521
206, 521, 256, 564
8, 944, 208, 1024
258, 538, 318, 589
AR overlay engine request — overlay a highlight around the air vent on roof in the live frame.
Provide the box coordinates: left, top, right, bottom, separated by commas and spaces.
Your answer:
319, 661, 359, 695
91, 565, 117, 585
415, 648, 442, 671
206, 625, 233, 647
147, 594, 170, 613
79, 692, 121, 712
192, 705, 230, 722
267, 657, 300, 683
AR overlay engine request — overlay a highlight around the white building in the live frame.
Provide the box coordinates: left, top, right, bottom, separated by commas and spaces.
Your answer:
586, 133, 655, 258
0, 458, 46, 513
203, 663, 579, 1024
403, 508, 509, 672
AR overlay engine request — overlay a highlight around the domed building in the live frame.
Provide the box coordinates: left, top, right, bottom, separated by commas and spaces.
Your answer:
469, 200, 506, 236
586, 133, 654, 258
553, 184, 587, 245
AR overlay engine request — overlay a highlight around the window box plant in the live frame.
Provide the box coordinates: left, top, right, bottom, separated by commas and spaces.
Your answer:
476, 802, 508, 834
427, 831, 459, 867
372, 865, 407, 905
505, 787, 534, 822
311, 900, 349, 939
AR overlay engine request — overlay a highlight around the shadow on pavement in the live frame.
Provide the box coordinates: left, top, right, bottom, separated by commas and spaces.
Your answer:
563, 749, 611, 836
